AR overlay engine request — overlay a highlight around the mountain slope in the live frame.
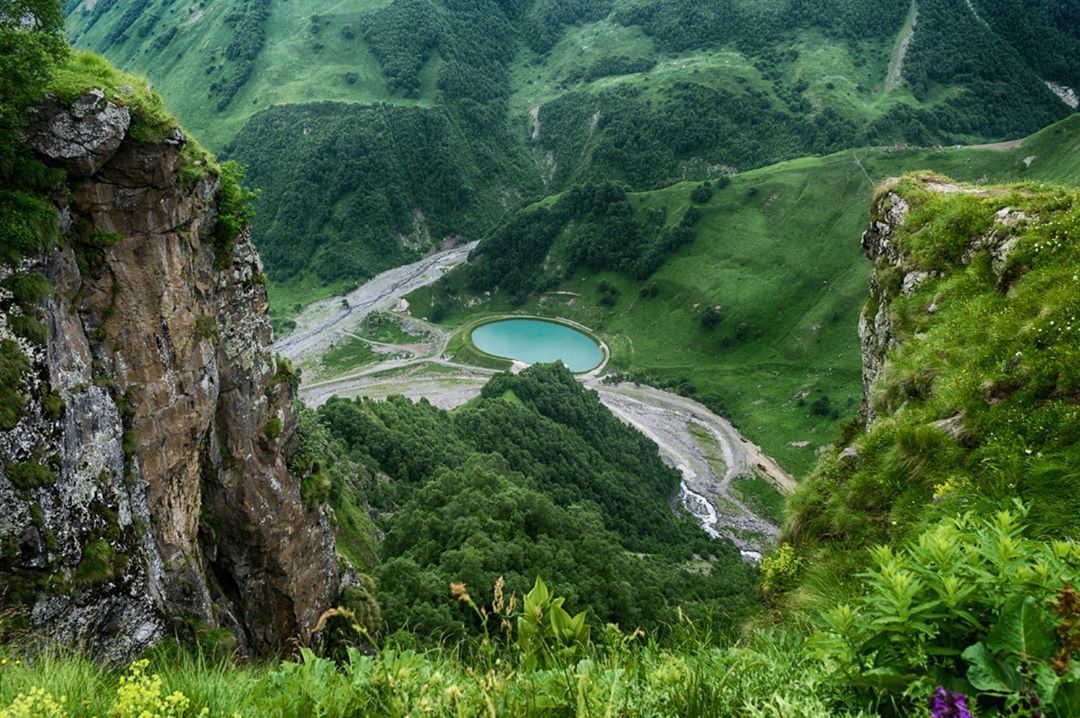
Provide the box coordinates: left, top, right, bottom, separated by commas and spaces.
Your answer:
415, 115, 1080, 475
788, 172, 1080, 579
64, 0, 1080, 311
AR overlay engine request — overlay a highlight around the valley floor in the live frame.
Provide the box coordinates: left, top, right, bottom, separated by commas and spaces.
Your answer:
274, 250, 794, 556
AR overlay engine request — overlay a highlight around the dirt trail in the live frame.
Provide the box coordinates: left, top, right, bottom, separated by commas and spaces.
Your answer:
886, 1, 918, 92
966, 139, 1024, 151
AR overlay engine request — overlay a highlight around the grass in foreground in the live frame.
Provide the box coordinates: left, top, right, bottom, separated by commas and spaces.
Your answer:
4, 507, 1078, 717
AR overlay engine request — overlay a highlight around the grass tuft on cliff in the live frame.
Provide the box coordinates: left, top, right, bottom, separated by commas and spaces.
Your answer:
786, 174, 1080, 601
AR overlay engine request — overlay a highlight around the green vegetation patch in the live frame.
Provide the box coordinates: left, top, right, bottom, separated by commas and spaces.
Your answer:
4, 509, 1079, 717
359, 312, 425, 345
68, 0, 1080, 310
315, 364, 756, 639
74, 538, 124, 586
731, 475, 786, 524
4, 461, 58, 492
687, 422, 726, 477
318, 336, 379, 376
49, 51, 175, 143
289, 407, 379, 569
788, 176, 1080, 581
0, 341, 31, 432
263, 416, 282, 440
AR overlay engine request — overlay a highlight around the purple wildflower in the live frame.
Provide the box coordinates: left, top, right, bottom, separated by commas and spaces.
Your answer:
929, 686, 974, 718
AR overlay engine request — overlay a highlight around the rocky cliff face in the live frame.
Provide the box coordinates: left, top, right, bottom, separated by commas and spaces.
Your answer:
858, 177, 1031, 427
0, 90, 339, 661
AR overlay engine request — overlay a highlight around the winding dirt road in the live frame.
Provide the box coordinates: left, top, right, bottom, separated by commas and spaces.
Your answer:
274, 242, 478, 364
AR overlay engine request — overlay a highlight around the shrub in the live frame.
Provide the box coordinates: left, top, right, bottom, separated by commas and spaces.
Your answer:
809, 395, 832, 417
0, 192, 60, 265
679, 206, 702, 227
0, 341, 30, 430
299, 471, 330, 508
8, 314, 46, 345
699, 307, 721, 329
690, 184, 714, 204
4, 462, 57, 491
264, 416, 283, 440
2, 273, 51, 304
121, 429, 140, 457
212, 161, 259, 269
74, 538, 120, 585
761, 543, 802, 595
811, 506, 1080, 715
194, 315, 219, 343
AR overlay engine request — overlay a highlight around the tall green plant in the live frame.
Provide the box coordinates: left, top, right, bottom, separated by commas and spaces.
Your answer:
212, 161, 259, 268
812, 506, 1080, 715
516, 576, 591, 671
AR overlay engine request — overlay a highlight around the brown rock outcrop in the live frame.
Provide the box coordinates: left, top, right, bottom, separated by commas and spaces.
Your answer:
858, 179, 1033, 428
0, 90, 338, 660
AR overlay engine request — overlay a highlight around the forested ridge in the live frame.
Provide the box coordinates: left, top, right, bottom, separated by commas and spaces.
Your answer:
227, 102, 485, 283
304, 364, 756, 639
432, 181, 705, 303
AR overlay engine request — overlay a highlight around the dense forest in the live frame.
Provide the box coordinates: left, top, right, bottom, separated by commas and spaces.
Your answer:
435, 181, 708, 303
227, 102, 485, 283
304, 364, 756, 639
534, 83, 860, 189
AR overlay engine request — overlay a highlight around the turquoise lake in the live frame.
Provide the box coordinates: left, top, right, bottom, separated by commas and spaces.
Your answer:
470, 319, 603, 372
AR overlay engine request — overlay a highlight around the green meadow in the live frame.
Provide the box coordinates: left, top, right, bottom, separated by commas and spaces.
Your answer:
413, 115, 1080, 476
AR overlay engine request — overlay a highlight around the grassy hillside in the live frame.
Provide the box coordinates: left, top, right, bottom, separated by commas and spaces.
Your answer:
64, 0, 413, 149
65, 0, 1080, 311
416, 115, 1080, 476
787, 172, 1080, 584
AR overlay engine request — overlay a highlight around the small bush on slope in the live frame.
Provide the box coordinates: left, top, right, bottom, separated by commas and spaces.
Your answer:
813, 506, 1080, 716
